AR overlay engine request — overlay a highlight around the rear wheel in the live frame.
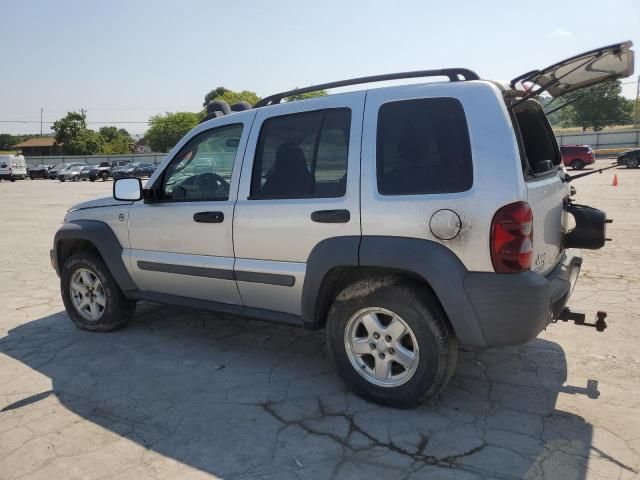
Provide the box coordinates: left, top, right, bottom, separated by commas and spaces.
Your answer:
571, 159, 585, 170
101, 172, 109, 181
626, 157, 639, 169
61, 252, 136, 331
326, 276, 457, 408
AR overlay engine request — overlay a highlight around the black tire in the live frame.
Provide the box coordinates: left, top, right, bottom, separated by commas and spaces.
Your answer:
60, 178, 65, 182
101, 172, 109, 181
571, 159, 585, 170
10, 178, 15, 182
326, 276, 457, 408
626, 157, 639, 169
61, 252, 136, 332
90, 178, 95, 182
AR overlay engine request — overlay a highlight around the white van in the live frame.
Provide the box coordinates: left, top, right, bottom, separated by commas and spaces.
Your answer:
0, 155, 27, 182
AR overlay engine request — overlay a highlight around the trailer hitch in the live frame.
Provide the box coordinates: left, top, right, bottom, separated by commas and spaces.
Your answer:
557, 308, 608, 332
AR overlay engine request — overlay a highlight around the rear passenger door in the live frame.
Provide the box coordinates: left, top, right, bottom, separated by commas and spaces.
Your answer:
234, 93, 365, 315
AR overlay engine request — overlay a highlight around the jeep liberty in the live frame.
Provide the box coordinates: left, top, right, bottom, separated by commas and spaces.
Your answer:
51, 42, 634, 407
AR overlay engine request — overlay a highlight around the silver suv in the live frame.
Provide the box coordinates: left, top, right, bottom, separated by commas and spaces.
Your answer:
51, 42, 634, 407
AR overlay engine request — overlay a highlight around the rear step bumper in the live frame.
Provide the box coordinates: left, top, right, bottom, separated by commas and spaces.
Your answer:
463, 250, 581, 347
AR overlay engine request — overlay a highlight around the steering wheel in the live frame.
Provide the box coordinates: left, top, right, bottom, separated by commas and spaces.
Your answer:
193, 173, 229, 197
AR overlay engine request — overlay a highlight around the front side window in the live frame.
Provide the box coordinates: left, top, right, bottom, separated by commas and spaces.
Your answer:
161, 124, 243, 201
377, 98, 472, 195
250, 108, 351, 199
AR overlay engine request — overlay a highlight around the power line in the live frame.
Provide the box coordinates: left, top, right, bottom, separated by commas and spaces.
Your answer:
0, 120, 151, 124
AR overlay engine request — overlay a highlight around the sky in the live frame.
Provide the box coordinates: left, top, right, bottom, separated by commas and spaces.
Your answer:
1, 0, 638, 136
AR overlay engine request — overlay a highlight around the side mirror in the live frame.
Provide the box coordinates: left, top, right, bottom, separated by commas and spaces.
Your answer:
113, 178, 142, 201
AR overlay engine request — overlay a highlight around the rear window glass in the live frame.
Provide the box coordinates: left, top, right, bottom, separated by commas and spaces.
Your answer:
376, 98, 472, 195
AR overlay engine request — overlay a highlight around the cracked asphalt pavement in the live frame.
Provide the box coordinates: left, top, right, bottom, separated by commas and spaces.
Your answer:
1, 164, 639, 479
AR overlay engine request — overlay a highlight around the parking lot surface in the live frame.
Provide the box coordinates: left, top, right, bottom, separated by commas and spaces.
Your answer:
1, 166, 639, 480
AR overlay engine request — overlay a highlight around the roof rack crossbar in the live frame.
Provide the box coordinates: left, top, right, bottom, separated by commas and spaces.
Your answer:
254, 68, 480, 107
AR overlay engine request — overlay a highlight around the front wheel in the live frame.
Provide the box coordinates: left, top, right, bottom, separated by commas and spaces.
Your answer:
626, 157, 639, 169
101, 172, 109, 181
326, 276, 457, 408
61, 252, 136, 331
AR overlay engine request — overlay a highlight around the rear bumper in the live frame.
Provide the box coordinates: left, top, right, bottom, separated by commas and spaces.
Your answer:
463, 250, 582, 347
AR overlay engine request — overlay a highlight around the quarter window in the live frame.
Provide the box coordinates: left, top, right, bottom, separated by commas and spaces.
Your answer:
161, 124, 243, 201
377, 98, 472, 195
250, 108, 351, 199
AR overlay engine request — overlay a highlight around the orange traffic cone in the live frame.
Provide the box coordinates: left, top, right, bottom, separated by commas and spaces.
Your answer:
613, 174, 618, 186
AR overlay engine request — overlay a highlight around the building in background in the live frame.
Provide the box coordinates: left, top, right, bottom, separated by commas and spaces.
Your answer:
13, 137, 61, 156
131, 137, 151, 153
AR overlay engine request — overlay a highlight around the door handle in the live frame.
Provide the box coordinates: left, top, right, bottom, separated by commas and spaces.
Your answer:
193, 211, 224, 223
311, 209, 350, 223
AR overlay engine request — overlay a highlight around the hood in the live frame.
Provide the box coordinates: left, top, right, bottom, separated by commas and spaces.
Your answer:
67, 196, 132, 212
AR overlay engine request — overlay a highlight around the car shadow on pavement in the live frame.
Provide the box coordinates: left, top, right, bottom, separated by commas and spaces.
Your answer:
0, 304, 622, 480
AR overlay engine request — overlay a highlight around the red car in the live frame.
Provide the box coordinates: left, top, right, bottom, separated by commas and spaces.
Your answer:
560, 145, 595, 170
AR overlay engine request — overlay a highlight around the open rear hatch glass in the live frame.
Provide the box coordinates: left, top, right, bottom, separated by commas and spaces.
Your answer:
511, 41, 634, 99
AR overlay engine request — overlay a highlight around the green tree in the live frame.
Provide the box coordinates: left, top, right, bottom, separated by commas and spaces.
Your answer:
145, 112, 201, 152
65, 129, 104, 155
284, 89, 328, 102
99, 126, 131, 154
52, 111, 87, 150
51, 112, 105, 155
0, 134, 24, 150
203, 87, 261, 107
563, 80, 632, 131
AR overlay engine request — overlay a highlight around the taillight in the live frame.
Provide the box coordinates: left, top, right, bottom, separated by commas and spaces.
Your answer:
490, 201, 533, 273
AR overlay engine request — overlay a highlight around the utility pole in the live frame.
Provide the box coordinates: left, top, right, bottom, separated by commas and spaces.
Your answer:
635, 75, 640, 128
40, 108, 43, 136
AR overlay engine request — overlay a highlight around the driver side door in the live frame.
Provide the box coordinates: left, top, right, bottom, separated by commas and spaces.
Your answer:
124, 117, 253, 304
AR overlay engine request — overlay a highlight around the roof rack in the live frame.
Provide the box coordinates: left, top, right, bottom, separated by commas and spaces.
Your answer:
254, 68, 480, 107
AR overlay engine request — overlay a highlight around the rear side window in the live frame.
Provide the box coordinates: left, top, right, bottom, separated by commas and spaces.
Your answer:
250, 108, 351, 199
377, 98, 472, 195
512, 103, 561, 175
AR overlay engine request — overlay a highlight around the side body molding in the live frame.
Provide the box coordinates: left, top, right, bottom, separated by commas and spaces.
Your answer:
53, 220, 138, 292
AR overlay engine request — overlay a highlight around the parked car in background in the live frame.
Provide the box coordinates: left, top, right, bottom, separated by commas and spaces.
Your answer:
49, 162, 86, 179
27, 164, 53, 179
617, 147, 640, 168
560, 145, 595, 170
89, 160, 132, 182
78, 166, 93, 181
58, 165, 91, 182
111, 162, 156, 179
0, 155, 27, 181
